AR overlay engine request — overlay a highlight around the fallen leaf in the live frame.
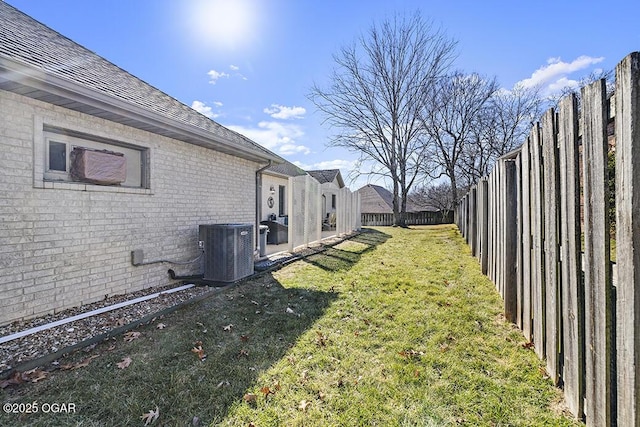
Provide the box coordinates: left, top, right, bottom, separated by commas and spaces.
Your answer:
317, 391, 326, 400
243, 393, 257, 403
107, 345, 116, 351
191, 345, 207, 361
260, 386, 272, 396
238, 348, 249, 358
398, 349, 424, 360
223, 324, 234, 332
114, 318, 126, 327
156, 323, 167, 330
273, 381, 281, 391
62, 355, 99, 371
286, 307, 295, 314
216, 380, 230, 388
140, 406, 159, 425
539, 366, 550, 380
240, 334, 249, 342
123, 331, 141, 342
117, 356, 132, 369
522, 341, 535, 349
0, 371, 25, 389
315, 331, 328, 347
298, 400, 310, 411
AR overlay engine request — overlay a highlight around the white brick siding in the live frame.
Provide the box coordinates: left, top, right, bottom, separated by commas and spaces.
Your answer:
0, 90, 259, 325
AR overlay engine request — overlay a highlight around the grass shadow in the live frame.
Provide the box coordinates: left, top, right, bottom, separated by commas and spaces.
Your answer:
302, 228, 391, 272
0, 273, 338, 426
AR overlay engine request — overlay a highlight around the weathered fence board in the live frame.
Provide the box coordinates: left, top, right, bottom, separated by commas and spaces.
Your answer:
530, 122, 546, 360
479, 178, 489, 275
516, 155, 524, 330
615, 52, 640, 427
521, 138, 533, 342
541, 108, 561, 384
557, 93, 584, 418
503, 160, 518, 323
582, 78, 612, 427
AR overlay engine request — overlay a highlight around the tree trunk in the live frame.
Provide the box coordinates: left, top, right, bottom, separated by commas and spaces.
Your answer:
392, 179, 402, 226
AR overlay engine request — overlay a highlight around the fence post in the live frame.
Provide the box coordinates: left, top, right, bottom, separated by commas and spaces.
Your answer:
616, 52, 640, 427
582, 78, 612, 427
521, 138, 533, 342
530, 122, 546, 360
558, 93, 584, 418
516, 152, 524, 330
479, 178, 489, 275
470, 187, 477, 256
504, 160, 518, 323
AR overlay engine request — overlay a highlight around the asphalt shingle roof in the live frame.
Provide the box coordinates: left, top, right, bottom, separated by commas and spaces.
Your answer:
0, 2, 279, 162
307, 169, 343, 186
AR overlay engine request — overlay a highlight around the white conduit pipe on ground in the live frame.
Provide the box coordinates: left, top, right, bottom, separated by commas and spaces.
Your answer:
0, 284, 195, 345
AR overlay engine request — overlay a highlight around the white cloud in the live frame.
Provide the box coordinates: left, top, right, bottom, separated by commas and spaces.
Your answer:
293, 159, 356, 171
229, 64, 240, 71
517, 55, 604, 93
207, 69, 229, 84
228, 121, 309, 155
264, 104, 306, 120
191, 100, 219, 118
280, 144, 311, 155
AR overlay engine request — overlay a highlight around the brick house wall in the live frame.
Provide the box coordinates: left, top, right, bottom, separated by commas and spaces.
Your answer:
0, 89, 259, 325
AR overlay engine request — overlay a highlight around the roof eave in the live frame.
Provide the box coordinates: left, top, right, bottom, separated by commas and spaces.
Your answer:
0, 57, 282, 164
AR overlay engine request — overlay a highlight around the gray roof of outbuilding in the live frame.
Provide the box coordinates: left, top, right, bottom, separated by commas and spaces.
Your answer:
307, 169, 344, 187
264, 160, 307, 178
357, 184, 428, 213
0, 2, 282, 163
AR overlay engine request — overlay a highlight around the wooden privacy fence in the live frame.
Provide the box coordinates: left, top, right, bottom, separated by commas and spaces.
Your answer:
455, 52, 640, 427
361, 211, 453, 226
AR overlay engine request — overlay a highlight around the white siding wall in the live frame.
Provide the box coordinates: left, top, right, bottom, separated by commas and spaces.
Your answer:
0, 90, 259, 325
261, 174, 288, 221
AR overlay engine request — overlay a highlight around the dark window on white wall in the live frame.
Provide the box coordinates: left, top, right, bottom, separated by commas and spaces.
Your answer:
279, 185, 286, 216
48, 141, 67, 171
331, 194, 336, 209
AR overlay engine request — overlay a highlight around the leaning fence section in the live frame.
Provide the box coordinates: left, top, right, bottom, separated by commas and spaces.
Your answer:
455, 52, 640, 427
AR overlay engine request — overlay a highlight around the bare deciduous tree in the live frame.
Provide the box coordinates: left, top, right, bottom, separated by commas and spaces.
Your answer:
459, 83, 543, 187
421, 71, 498, 205
409, 181, 454, 220
308, 11, 456, 226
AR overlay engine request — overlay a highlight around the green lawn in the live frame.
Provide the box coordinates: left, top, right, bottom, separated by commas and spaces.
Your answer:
0, 225, 580, 426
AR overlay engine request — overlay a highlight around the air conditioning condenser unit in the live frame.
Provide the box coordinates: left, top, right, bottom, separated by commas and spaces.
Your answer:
199, 223, 254, 283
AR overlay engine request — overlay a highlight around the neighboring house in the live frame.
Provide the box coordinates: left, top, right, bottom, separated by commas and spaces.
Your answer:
307, 169, 345, 224
259, 160, 306, 244
357, 184, 449, 226
0, 3, 282, 325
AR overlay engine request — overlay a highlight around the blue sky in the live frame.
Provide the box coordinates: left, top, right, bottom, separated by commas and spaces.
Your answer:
6, 0, 640, 190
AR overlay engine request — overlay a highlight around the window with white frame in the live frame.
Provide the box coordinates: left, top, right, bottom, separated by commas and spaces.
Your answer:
43, 128, 148, 188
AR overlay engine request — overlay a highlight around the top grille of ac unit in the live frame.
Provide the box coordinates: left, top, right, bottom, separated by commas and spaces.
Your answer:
199, 223, 254, 283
